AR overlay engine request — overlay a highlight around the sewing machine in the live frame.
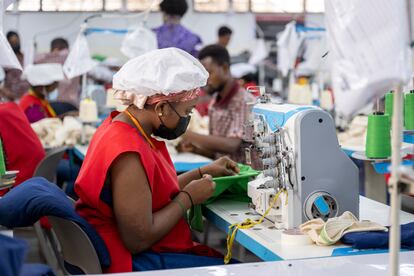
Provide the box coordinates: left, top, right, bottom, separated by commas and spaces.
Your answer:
245, 96, 359, 229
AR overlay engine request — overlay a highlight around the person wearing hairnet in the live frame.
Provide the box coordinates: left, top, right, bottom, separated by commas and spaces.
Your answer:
179, 45, 255, 163
35, 37, 81, 106
74, 48, 239, 273
153, 0, 202, 57
18, 63, 64, 123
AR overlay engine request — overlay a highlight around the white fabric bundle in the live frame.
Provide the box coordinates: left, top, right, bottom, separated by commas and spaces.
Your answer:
300, 211, 387, 246
31, 117, 96, 147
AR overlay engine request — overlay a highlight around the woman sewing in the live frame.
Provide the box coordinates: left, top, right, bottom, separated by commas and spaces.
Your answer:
19, 63, 63, 123
75, 48, 239, 273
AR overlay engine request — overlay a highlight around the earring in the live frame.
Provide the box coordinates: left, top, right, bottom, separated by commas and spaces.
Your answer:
158, 113, 163, 116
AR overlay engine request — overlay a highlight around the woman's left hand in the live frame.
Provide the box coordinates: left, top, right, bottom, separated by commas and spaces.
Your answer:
201, 156, 240, 178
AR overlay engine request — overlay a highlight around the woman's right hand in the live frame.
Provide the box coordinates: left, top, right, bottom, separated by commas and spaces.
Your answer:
183, 175, 216, 205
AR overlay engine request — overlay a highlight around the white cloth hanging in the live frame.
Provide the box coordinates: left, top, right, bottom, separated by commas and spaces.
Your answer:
277, 21, 304, 77
63, 26, 97, 79
121, 24, 158, 59
248, 38, 268, 66
325, 0, 411, 119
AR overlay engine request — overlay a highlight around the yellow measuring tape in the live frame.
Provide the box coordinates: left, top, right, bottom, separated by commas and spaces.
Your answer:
224, 188, 287, 264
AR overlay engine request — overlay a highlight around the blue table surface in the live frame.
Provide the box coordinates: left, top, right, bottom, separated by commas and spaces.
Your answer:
202, 203, 403, 262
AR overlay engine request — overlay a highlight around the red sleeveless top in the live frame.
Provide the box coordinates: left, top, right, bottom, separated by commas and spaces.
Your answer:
19, 92, 57, 119
0, 102, 45, 195
74, 111, 195, 273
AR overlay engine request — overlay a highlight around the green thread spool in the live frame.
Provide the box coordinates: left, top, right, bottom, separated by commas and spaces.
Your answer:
366, 112, 391, 159
0, 138, 6, 176
385, 91, 394, 118
404, 91, 414, 130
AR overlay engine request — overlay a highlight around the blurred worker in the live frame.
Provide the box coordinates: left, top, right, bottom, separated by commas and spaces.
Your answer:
217, 26, 232, 48
0, 31, 45, 197
153, 0, 202, 57
35, 37, 81, 106
3, 31, 30, 100
0, 88, 46, 196
75, 48, 239, 273
179, 45, 255, 163
19, 63, 64, 123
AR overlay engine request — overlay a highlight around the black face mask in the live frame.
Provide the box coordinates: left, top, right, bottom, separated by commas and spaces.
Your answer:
153, 102, 191, 140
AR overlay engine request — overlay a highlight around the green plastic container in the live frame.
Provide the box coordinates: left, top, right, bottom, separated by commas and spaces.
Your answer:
206, 165, 260, 204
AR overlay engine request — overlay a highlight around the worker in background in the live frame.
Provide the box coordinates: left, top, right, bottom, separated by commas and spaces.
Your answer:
75, 48, 239, 273
0, 88, 46, 196
153, 0, 202, 57
19, 63, 64, 123
2, 31, 30, 101
217, 26, 232, 48
35, 38, 81, 106
179, 45, 255, 163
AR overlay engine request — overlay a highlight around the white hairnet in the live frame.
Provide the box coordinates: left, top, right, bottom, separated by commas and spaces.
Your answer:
113, 47, 208, 108
23, 63, 64, 86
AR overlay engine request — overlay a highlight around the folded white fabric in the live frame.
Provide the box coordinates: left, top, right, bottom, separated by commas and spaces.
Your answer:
299, 211, 387, 246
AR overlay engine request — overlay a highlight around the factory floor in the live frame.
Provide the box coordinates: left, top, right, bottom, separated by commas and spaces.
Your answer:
17, 220, 261, 274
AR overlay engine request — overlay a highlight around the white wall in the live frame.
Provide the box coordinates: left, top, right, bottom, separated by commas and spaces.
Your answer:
3, 6, 256, 60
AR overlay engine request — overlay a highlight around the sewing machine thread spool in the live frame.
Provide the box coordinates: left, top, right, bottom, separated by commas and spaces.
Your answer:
404, 91, 414, 130
385, 91, 394, 121
365, 112, 391, 159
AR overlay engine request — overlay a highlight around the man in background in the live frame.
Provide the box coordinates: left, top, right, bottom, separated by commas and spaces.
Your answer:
35, 37, 80, 106
3, 31, 30, 100
217, 26, 232, 48
179, 45, 255, 163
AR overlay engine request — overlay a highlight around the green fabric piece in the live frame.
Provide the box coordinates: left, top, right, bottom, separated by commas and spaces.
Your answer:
189, 164, 259, 232
92, 54, 107, 62
0, 138, 6, 176
188, 205, 203, 232
205, 164, 259, 204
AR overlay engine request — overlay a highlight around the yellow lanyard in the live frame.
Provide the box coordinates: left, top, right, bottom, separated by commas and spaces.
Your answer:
29, 90, 57, 118
124, 110, 155, 149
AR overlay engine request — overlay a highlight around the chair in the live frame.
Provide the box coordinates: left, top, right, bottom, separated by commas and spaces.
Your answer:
49, 101, 78, 116
402, 194, 414, 214
34, 147, 67, 183
47, 216, 102, 274
33, 147, 67, 271
0, 178, 110, 274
